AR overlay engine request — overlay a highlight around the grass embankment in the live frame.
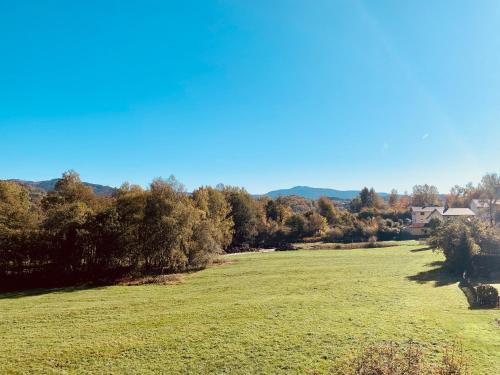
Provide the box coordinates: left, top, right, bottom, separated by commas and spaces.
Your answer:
0, 242, 498, 374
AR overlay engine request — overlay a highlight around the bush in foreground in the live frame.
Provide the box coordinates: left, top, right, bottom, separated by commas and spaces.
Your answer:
475, 284, 499, 308
429, 217, 500, 277
330, 341, 470, 375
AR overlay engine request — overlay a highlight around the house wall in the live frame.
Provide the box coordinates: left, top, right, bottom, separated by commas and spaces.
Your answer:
412, 211, 431, 224
427, 210, 444, 222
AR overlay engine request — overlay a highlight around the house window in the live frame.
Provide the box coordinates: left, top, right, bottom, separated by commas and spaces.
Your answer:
420, 212, 425, 216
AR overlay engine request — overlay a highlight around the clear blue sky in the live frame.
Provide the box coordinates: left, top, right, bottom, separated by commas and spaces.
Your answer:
1, 1, 499, 194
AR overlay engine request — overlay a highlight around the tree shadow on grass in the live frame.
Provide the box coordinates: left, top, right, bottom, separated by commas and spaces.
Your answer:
406, 261, 460, 287
0, 285, 108, 300
410, 246, 432, 252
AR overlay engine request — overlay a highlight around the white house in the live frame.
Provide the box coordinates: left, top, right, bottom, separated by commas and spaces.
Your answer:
407, 206, 444, 236
406, 206, 475, 236
441, 207, 476, 220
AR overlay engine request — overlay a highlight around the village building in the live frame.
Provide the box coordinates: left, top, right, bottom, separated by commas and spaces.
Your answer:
406, 206, 475, 236
469, 199, 500, 222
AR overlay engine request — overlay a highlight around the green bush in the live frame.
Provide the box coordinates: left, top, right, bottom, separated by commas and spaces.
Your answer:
475, 284, 499, 308
429, 219, 482, 274
429, 218, 500, 275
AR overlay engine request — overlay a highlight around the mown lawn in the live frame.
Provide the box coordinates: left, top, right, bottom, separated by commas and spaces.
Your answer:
0, 243, 498, 374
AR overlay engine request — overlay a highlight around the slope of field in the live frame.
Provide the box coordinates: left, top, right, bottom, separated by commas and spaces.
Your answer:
0, 244, 498, 374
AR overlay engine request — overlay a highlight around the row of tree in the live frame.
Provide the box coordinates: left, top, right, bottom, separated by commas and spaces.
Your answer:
0, 172, 404, 288
1, 171, 498, 289
0, 173, 239, 288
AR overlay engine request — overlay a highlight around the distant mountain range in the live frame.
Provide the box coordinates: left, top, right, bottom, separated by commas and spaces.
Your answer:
9, 179, 116, 196
263, 186, 389, 200
6, 179, 389, 201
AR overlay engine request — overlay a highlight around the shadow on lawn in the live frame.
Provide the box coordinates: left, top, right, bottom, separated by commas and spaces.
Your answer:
0, 285, 107, 300
406, 261, 460, 287
410, 246, 432, 252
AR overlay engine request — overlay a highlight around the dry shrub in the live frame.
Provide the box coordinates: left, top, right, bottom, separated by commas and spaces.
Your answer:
120, 274, 184, 286
306, 242, 398, 251
437, 344, 471, 375
366, 236, 378, 248
335, 341, 471, 375
210, 256, 229, 265
335, 341, 425, 375
210, 256, 236, 267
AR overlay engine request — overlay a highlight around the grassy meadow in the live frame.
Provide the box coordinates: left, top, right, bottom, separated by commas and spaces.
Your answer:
0, 242, 498, 374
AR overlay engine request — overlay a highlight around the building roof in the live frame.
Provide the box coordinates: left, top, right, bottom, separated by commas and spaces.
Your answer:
411, 206, 445, 213
442, 208, 475, 216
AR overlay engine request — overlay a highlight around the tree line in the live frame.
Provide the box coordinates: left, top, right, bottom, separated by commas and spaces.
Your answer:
0, 171, 498, 289
0, 172, 236, 289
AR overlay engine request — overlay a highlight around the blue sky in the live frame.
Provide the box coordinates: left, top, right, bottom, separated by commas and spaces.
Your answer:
1, 1, 499, 194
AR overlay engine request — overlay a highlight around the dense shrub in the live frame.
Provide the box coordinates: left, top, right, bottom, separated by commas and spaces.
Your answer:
323, 227, 345, 242
429, 219, 482, 274
275, 243, 297, 251
475, 284, 499, 308
376, 219, 401, 241
317, 196, 340, 225
322, 219, 404, 243
357, 207, 380, 220
429, 218, 500, 275
367, 235, 378, 247
380, 209, 411, 222
285, 211, 328, 240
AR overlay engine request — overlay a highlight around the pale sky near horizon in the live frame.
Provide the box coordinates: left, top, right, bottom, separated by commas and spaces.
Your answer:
1, 1, 499, 194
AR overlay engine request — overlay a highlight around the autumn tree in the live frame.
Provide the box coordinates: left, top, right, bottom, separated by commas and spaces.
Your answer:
480, 173, 500, 226
192, 186, 234, 250
265, 199, 292, 224
446, 183, 481, 208
351, 187, 383, 212
411, 184, 440, 207
276, 195, 315, 214
0, 181, 40, 231
317, 196, 340, 225
388, 189, 399, 208
223, 187, 264, 249
42, 170, 98, 210
114, 183, 148, 267
304, 211, 328, 236
0, 181, 41, 276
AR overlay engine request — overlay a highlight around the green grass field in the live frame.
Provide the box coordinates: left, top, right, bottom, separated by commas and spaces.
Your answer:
1, 243, 499, 374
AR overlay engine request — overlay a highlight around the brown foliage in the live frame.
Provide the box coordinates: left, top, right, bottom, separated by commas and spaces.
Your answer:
334, 341, 470, 375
